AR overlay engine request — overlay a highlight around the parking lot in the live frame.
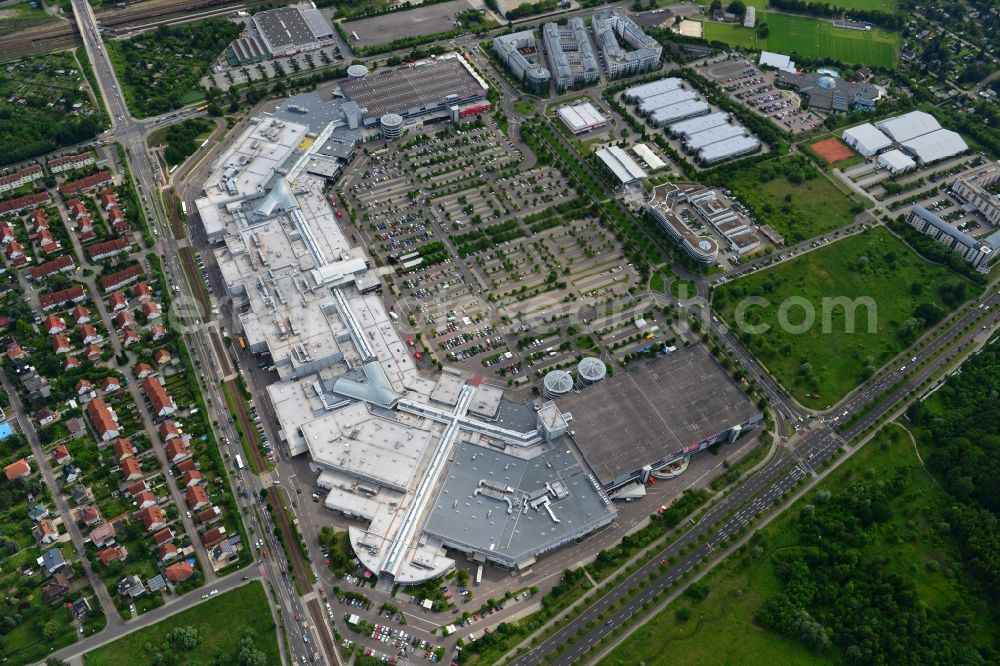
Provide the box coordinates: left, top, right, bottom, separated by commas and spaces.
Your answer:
335, 118, 668, 385
699, 59, 821, 134
346, 0, 474, 48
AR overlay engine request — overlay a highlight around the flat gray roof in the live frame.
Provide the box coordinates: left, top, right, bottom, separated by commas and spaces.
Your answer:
255, 7, 317, 49
557, 345, 760, 486
339, 57, 486, 121
423, 441, 616, 566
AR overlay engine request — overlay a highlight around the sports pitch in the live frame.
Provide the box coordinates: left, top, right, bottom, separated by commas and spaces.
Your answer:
704, 13, 900, 68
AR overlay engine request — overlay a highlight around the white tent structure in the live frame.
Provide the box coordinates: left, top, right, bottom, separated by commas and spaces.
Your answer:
758, 51, 796, 73
901, 129, 969, 165
874, 111, 942, 143
877, 149, 916, 174
841, 123, 893, 157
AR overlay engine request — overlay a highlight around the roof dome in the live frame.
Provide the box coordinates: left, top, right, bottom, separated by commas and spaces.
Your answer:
817, 75, 837, 90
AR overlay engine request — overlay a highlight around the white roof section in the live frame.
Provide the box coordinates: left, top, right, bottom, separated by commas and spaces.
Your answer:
758, 51, 796, 73
698, 135, 761, 163
875, 111, 941, 143
623, 77, 682, 101
632, 143, 665, 170
841, 122, 893, 156
901, 128, 969, 164
596, 146, 647, 184
638, 89, 698, 115
668, 111, 730, 137
877, 149, 916, 173
556, 102, 607, 133
684, 123, 747, 151
650, 100, 711, 125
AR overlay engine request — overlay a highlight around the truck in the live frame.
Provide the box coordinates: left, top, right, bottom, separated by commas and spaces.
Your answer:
475, 564, 483, 586
180, 201, 187, 216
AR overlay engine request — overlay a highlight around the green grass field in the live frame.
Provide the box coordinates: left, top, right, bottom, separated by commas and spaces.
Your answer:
713, 228, 976, 407
84, 582, 278, 666
730, 164, 861, 244
600, 422, 991, 666
704, 12, 900, 68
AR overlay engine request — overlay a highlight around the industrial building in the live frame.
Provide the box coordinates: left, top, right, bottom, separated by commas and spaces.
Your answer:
337, 54, 489, 125
555, 346, 762, 491
667, 111, 730, 140
906, 205, 1000, 271
632, 143, 666, 170
556, 101, 608, 134
951, 162, 1000, 226
622, 77, 682, 103
841, 122, 893, 156
900, 129, 968, 165
543, 18, 599, 91
877, 149, 915, 175
683, 123, 748, 153
194, 112, 619, 585
648, 183, 719, 263
650, 99, 711, 127
249, 3, 334, 57
492, 31, 551, 93
596, 146, 647, 185
637, 88, 699, 116
875, 111, 942, 143
776, 70, 879, 112
591, 9, 663, 78
697, 135, 761, 165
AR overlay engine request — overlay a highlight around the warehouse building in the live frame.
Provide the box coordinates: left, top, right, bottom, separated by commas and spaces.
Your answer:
875, 111, 941, 143
637, 88, 699, 116
877, 149, 915, 175
557, 101, 608, 134
591, 9, 662, 78
596, 146, 647, 185
623, 77, 683, 103
632, 143, 665, 170
251, 3, 333, 57
667, 111, 731, 140
649, 99, 711, 127
951, 162, 1000, 226
493, 31, 551, 93
557, 345, 762, 492
906, 205, 1000, 270
758, 51, 796, 73
683, 123, 748, 153
900, 129, 968, 165
697, 135, 761, 165
841, 122, 893, 156
543, 18, 599, 91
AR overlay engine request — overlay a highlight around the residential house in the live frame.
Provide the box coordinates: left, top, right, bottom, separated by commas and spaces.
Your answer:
0, 164, 42, 194
121, 328, 140, 346
99, 188, 118, 211
112, 437, 135, 462
5, 240, 27, 266
97, 545, 128, 565
90, 522, 116, 547
83, 344, 102, 361
164, 560, 195, 583
71, 597, 90, 618
135, 362, 154, 379
66, 417, 85, 439
4, 458, 30, 480
202, 526, 227, 548
36, 408, 57, 426
58, 170, 112, 196
134, 490, 157, 510
35, 518, 58, 545
40, 285, 85, 311
78, 505, 101, 526
197, 505, 222, 524
138, 505, 166, 532
63, 356, 81, 371
51, 334, 72, 354
120, 457, 143, 481
133, 282, 152, 301
107, 291, 127, 312
28, 254, 75, 281
158, 543, 179, 562
108, 207, 128, 233
85, 397, 119, 441
185, 485, 209, 511
179, 469, 203, 487
143, 376, 177, 416
125, 479, 147, 497
67, 199, 87, 220
101, 376, 121, 393
43, 314, 66, 335
149, 325, 167, 342
28, 503, 49, 522
53, 444, 71, 465
75, 378, 93, 396
6, 342, 26, 360
71, 304, 91, 325
154, 349, 172, 365
37, 230, 58, 254
0, 221, 14, 243
80, 324, 101, 345
158, 421, 180, 441
113, 310, 134, 329
70, 484, 94, 505
164, 439, 190, 463
142, 302, 162, 321
42, 572, 71, 604
48, 151, 95, 174
88, 237, 131, 262
62, 465, 81, 483
98, 264, 144, 291
153, 528, 174, 546
175, 457, 196, 474
116, 574, 145, 598
30, 209, 48, 233
38, 548, 66, 574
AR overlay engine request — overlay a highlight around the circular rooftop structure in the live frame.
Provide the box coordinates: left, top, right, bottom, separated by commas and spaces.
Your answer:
380, 113, 404, 140
577, 357, 607, 383
543, 370, 574, 397
817, 75, 837, 90
347, 64, 369, 79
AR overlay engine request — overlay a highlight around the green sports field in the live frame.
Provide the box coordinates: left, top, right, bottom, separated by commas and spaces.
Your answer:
704, 12, 900, 68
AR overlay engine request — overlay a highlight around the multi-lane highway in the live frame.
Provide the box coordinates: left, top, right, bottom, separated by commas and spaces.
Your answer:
512, 290, 998, 665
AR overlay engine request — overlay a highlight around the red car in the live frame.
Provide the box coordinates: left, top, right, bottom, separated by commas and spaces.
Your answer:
407, 336, 415, 347
415, 351, 422, 361
336, 209, 343, 218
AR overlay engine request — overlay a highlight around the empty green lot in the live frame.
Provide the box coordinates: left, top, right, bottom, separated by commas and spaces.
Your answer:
704, 13, 900, 68
713, 228, 976, 408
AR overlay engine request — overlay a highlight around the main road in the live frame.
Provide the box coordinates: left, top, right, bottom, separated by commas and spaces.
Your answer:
65, 2, 322, 664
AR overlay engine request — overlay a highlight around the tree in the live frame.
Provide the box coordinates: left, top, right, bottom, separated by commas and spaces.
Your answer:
757, 22, 769, 38
727, 0, 746, 16
710, 0, 722, 12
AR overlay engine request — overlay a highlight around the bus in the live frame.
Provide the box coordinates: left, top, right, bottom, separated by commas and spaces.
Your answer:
475, 564, 483, 586
180, 201, 187, 216
235, 454, 245, 470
